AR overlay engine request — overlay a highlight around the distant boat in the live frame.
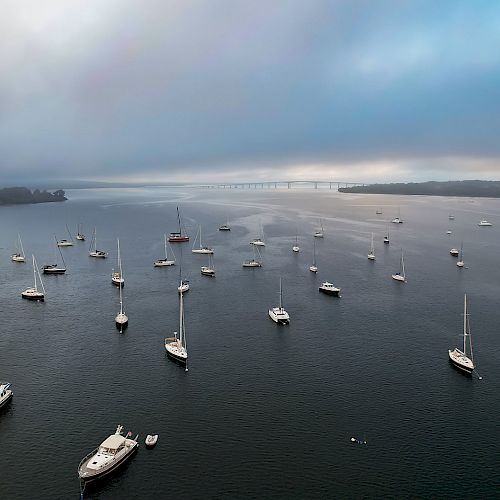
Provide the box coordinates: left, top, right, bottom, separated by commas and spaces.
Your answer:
76, 223, 85, 241
391, 207, 403, 224
89, 228, 107, 258
154, 234, 176, 267
478, 220, 492, 226
178, 279, 190, 293
165, 288, 188, 366
268, 277, 290, 324
314, 219, 324, 238
383, 223, 390, 244
11, 233, 26, 263
111, 239, 125, 286
448, 214, 455, 220
192, 225, 214, 254
391, 249, 407, 282
168, 206, 189, 242
367, 232, 375, 261
292, 231, 300, 253
243, 244, 262, 267
218, 219, 231, 231
22, 255, 45, 301
376, 208, 383, 215
43, 236, 67, 274
447, 230, 452, 235
145, 434, 158, 448
448, 294, 475, 375
450, 248, 459, 257
57, 224, 74, 246
201, 254, 215, 277
115, 239, 128, 330
0, 382, 13, 409
457, 243, 464, 268
309, 238, 318, 273
251, 221, 266, 246
319, 281, 340, 296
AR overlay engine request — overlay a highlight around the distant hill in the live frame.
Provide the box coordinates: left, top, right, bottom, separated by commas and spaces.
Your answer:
338, 180, 500, 197
0, 187, 67, 205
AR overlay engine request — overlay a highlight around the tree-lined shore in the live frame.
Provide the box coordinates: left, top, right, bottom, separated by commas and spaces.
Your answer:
0, 187, 67, 205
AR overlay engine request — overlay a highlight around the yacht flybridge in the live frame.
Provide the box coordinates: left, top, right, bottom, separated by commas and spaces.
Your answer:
22, 255, 46, 301
448, 294, 475, 375
0, 382, 13, 409
268, 278, 290, 324
154, 234, 176, 267
11, 233, 26, 262
192, 225, 214, 254
78, 425, 138, 482
89, 228, 107, 258
165, 288, 188, 366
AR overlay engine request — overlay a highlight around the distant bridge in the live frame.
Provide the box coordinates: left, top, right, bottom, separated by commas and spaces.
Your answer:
194, 181, 365, 190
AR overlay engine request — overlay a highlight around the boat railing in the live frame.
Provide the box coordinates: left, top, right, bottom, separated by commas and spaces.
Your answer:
78, 447, 99, 472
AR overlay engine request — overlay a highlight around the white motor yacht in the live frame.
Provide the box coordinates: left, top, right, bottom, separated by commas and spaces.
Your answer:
0, 382, 13, 409
319, 281, 340, 296
78, 425, 138, 481
478, 220, 492, 226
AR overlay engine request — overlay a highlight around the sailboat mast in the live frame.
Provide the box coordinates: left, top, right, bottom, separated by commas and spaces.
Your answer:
401, 250, 405, 278
463, 294, 467, 354
179, 290, 184, 345
164, 234, 168, 259
32, 255, 37, 291
279, 278, 283, 310
19, 233, 25, 257
55, 235, 66, 268
118, 239, 124, 314
313, 238, 316, 265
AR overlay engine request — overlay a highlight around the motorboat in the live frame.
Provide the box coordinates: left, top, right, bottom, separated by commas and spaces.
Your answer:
478, 220, 492, 226
448, 294, 475, 375
319, 281, 340, 296
145, 435, 158, 448
78, 425, 138, 482
0, 382, 13, 409
268, 278, 290, 324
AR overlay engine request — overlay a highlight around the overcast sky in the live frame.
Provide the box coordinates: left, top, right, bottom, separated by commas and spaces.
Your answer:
1, 0, 499, 185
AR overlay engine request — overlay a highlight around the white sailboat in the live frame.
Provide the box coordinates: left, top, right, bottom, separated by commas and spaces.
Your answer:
89, 228, 107, 258
457, 243, 464, 268
11, 233, 26, 262
154, 234, 176, 267
391, 207, 403, 224
43, 236, 67, 274
168, 206, 190, 242
391, 249, 407, 282
192, 225, 214, 254
57, 225, 74, 246
218, 219, 231, 231
251, 221, 266, 246
115, 239, 128, 330
478, 220, 492, 226
22, 255, 46, 301
309, 238, 318, 273
76, 223, 85, 241
367, 232, 375, 261
314, 219, 324, 238
292, 231, 300, 253
449, 294, 475, 374
242, 243, 263, 267
383, 223, 390, 244
165, 289, 188, 366
201, 254, 215, 276
111, 239, 125, 286
268, 277, 290, 324
0, 382, 13, 409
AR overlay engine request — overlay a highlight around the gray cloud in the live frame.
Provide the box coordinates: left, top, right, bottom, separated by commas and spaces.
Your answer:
1, 0, 500, 184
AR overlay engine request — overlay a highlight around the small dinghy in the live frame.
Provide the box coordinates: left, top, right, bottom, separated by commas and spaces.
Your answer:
145, 434, 158, 448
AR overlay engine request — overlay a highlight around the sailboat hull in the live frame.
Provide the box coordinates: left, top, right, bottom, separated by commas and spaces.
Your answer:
43, 267, 66, 274
168, 234, 189, 243
21, 289, 44, 301
448, 350, 474, 374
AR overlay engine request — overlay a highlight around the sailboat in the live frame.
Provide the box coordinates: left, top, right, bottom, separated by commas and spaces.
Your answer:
367, 232, 375, 261
268, 277, 290, 324
115, 239, 128, 330
111, 240, 125, 286
22, 255, 46, 301
192, 225, 214, 254
89, 228, 107, 258
43, 236, 67, 274
56, 225, 74, 246
292, 231, 300, 252
11, 233, 26, 262
383, 223, 390, 244
201, 254, 215, 276
76, 223, 85, 241
218, 219, 231, 231
309, 238, 318, 273
154, 234, 176, 267
449, 294, 475, 374
376, 208, 383, 215
391, 207, 403, 224
314, 219, 324, 238
168, 206, 189, 242
242, 244, 263, 267
165, 289, 188, 366
251, 221, 266, 246
457, 243, 465, 268
391, 249, 406, 282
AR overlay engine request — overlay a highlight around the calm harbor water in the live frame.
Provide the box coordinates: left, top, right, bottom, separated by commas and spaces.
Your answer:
0, 187, 499, 499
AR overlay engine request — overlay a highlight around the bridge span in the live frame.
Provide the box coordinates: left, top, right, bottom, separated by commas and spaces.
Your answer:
196, 181, 365, 190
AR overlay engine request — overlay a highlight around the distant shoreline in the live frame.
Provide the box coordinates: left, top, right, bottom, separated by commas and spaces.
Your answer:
338, 180, 500, 198
0, 187, 67, 205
